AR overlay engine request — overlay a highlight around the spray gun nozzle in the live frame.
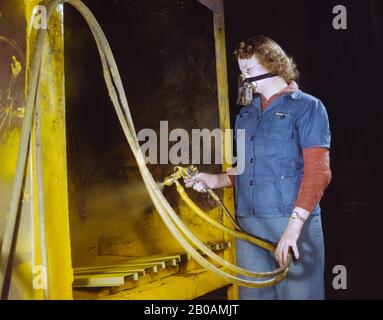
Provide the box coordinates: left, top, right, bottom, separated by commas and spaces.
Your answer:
163, 165, 199, 186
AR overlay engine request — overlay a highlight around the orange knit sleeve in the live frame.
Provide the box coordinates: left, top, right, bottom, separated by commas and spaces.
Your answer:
295, 147, 332, 212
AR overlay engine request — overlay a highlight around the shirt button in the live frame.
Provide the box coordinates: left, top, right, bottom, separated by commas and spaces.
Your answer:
249, 180, 254, 186
281, 176, 285, 179
250, 158, 254, 163
250, 136, 255, 141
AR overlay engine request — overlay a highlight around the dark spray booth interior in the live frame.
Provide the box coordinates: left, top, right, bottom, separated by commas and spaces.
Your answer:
64, 0, 230, 299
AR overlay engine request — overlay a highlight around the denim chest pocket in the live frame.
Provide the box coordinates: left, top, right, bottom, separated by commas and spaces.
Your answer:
235, 112, 252, 140
263, 112, 295, 140
235, 111, 251, 129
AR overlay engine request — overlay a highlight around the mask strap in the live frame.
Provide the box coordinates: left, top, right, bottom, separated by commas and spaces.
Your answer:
244, 73, 276, 83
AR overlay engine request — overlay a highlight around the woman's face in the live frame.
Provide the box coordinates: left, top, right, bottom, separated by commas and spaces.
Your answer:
237, 55, 270, 93
238, 55, 268, 78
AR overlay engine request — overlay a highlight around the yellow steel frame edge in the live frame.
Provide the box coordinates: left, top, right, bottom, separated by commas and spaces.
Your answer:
25, 0, 73, 299
198, 0, 238, 300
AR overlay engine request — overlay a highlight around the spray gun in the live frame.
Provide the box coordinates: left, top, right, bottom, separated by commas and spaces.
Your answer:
164, 166, 242, 231
164, 166, 199, 187
164, 166, 216, 198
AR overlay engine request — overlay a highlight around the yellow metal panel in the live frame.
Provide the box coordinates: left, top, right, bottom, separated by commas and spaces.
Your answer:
25, 0, 73, 299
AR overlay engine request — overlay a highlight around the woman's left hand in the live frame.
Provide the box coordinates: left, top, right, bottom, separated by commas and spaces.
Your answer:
275, 220, 304, 267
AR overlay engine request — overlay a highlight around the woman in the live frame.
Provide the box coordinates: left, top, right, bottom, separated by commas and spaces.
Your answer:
185, 35, 332, 300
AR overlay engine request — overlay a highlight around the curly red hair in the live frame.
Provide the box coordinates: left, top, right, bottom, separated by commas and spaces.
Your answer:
234, 35, 299, 83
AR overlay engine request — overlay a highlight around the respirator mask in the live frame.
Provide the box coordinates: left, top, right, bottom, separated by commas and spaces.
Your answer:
236, 73, 276, 106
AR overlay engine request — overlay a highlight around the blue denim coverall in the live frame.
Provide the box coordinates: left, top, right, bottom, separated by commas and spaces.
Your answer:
234, 90, 331, 300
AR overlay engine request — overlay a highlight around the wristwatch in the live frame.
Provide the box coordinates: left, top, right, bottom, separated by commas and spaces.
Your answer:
290, 211, 307, 223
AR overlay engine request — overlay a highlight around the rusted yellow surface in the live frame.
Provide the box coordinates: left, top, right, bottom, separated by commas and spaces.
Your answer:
0, 129, 20, 180
11, 56, 22, 79
0, 3, 29, 300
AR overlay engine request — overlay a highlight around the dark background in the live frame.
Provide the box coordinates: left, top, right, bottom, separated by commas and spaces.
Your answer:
64, 0, 383, 299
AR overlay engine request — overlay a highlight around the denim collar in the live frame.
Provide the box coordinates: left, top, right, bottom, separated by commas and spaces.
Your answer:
251, 90, 301, 113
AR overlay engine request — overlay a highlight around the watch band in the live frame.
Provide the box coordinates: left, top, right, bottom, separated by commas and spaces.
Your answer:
291, 211, 307, 222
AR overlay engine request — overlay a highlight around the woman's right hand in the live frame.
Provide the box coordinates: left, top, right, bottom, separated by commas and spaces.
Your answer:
184, 173, 219, 192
